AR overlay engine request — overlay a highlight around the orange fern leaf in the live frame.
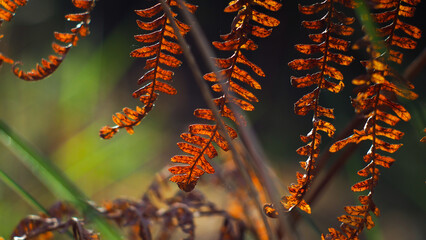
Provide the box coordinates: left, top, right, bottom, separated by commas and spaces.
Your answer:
170, 121, 238, 192
421, 128, 426, 142
0, 0, 27, 22
169, 0, 282, 191
0, 0, 29, 67
0, 52, 14, 65
277, 0, 356, 214
100, 0, 197, 139
11, 0, 95, 81
323, 0, 421, 238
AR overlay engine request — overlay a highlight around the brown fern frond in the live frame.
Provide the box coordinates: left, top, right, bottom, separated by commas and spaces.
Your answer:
323, 58, 415, 240
12, 173, 243, 240
11, 0, 95, 81
0, 0, 28, 67
421, 128, 426, 142
11, 202, 99, 240
100, 174, 243, 240
100, 0, 197, 139
12, 205, 99, 240
276, 0, 356, 214
168, 0, 282, 192
323, 0, 421, 238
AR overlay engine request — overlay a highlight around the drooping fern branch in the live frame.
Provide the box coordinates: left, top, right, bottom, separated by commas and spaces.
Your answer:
276, 0, 356, 214
99, 0, 197, 139
0, 0, 27, 22
168, 0, 282, 192
323, 0, 421, 239
9, 172, 244, 240
0, 0, 27, 65
12, 207, 100, 240
11, 0, 96, 81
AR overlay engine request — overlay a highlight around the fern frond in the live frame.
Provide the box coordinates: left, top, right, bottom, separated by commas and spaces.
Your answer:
100, 0, 197, 139
12, 0, 95, 81
0, 0, 28, 66
323, 0, 421, 238
100, 175, 243, 239
421, 128, 426, 142
169, 0, 282, 191
277, 0, 355, 214
12, 205, 100, 240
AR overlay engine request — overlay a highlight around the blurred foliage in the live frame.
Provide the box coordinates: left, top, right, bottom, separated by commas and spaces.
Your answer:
0, 0, 425, 239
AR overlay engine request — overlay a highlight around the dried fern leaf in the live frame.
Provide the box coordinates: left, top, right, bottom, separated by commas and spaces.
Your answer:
0, 0, 30, 67
169, 0, 282, 191
12, 213, 100, 240
323, 0, 421, 238
100, 0, 197, 139
273, 0, 356, 215
11, 0, 95, 81
0, 52, 14, 65
0, 0, 27, 22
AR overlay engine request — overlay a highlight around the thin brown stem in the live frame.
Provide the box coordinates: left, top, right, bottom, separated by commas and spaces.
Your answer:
172, 1, 293, 239
158, 1, 279, 239
403, 47, 426, 81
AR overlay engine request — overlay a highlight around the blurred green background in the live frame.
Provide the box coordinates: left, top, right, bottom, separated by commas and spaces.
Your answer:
0, 0, 425, 239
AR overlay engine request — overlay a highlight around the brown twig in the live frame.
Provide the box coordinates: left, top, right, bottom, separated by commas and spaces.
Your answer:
403, 47, 426, 81
158, 1, 279, 239
172, 0, 293, 239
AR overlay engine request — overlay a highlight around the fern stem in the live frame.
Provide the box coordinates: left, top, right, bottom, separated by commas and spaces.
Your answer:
158, 1, 285, 239
171, 1, 294, 238
404, 47, 426, 81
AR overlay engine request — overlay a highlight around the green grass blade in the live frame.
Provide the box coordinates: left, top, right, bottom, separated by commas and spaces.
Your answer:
354, 0, 386, 53
0, 120, 122, 239
0, 121, 85, 203
0, 169, 77, 239
0, 169, 48, 215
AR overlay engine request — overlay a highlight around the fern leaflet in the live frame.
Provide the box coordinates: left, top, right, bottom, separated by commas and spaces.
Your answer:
12, 0, 95, 81
99, 0, 197, 139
